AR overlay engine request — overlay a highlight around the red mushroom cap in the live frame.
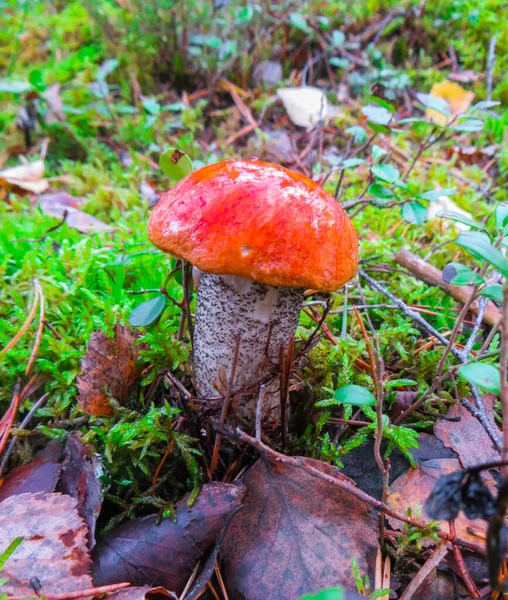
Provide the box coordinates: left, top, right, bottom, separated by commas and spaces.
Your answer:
147, 159, 358, 292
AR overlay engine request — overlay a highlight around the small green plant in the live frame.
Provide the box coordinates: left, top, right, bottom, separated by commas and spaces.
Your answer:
0, 537, 23, 596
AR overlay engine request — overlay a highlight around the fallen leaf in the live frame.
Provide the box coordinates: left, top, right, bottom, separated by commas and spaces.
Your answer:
39, 192, 115, 234
388, 458, 495, 546
221, 458, 378, 599
92, 482, 244, 594
277, 87, 328, 129
0, 441, 64, 503
434, 395, 500, 468
254, 129, 294, 163
58, 434, 103, 550
77, 324, 146, 416
449, 70, 480, 83
0, 159, 48, 194
42, 84, 65, 123
140, 180, 161, 208
428, 195, 473, 231
426, 81, 475, 126
0, 492, 92, 596
252, 60, 283, 86
107, 587, 177, 600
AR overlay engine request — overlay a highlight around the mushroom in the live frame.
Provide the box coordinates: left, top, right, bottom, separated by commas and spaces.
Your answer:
147, 159, 358, 400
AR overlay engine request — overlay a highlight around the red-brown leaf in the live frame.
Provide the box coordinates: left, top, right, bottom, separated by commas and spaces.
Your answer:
220, 457, 378, 599
77, 324, 146, 416
92, 482, 244, 594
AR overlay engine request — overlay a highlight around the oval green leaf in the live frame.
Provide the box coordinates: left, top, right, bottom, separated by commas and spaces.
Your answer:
456, 231, 508, 278
479, 284, 503, 303
368, 183, 394, 199
401, 201, 427, 225
159, 148, 194, 181
442, 263, 485, 286
371, 164, 399, 183
437, 210, 484, 230
333, 384, 376, 406
129, 295, 167, 327
457, 363, 501, 396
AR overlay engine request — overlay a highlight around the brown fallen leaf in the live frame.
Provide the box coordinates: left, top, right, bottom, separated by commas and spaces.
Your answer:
221, 457, 378, 599
77, 324, 146, 416
39, 192, 115, 234
0, 159, 48, 194
0, 492, 92, 596
0, 441, 64, 503
42, 84, 65, 124
58, 434, 103, 550
426, 81, 475, 126
388, 458, 495, 547
92, 482, 244, 594
434, 396, 501, 468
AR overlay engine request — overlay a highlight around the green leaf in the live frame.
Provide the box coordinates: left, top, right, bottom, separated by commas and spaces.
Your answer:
416, 92, 450, 116
339, 158, 366, 169
142, 96, 161, 115
329, 57, 350, 69
371, 144, 387, 162
401, 201, 427, 225
362, 105, 392, 125
458, 363, 501, 395
473, 100, 500, 111
334, 385, 376, 406
442, 263, 485, 285
346, 126, 366, 144
367, 122, 391, 133
159, 148, 194, 181
0, 80, 31, 93
368, 183, 394, 199
479, 284, 503, 303
97, 58, 119, 81
385, 379, 417, 389
289, 12, 309, 32
300, 591, 345, 600
456, 231, 508, 277
237, 5, 254, 21
189, 34, 222, 48
0, 537, 23, 570
129, 296, 167, 327
436, 210, 485, 230
450, 119, 483, 132
495, 203, 508, 231
420, 188, 457, 202
371, 164, 399, 183
331, 30, 346, 47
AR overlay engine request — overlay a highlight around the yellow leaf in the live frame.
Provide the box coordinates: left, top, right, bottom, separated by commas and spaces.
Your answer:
426, 81, 475, 125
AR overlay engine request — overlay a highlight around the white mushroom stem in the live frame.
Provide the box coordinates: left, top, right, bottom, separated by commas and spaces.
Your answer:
193, 272, 304, 398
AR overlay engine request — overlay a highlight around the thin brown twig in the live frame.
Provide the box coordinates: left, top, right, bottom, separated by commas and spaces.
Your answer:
449, 520, 480, 597
7, 582, 131, 600
399, 544, 449, 600
25, 280, 45, 375
1, 284, 39, 355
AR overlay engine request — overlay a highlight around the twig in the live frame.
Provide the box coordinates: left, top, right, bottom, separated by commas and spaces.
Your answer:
152, 417, 185, 485
486, 36, 497, 102
210, 336, 241, 476
461, 296, 487, 360
0, 386, 21, 458
279, 336, 294, 449
449, 520, 480, 597
0, 392, 49, 477
26, 280, 45, 375
255, 385, 266, 440
1, 284, 39, 355
399, 544, 449, 600
223, 428, 486, 555
6, 582, 131, 600
500, 285, 508, 473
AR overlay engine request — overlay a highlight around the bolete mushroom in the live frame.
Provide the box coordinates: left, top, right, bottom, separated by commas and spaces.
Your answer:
148, 159, 358, 399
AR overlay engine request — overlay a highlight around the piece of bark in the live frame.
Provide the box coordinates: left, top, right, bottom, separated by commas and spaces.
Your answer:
393, 249, 502, 327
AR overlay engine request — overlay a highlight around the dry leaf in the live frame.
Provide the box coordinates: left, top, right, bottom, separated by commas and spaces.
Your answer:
277, 87, 328, 129
0, 492, 92, 596
92, 482, 244, 594
426, 81, 475, 126
221, 457, 378, 599
107, 587, 177, 600
42, 84, 65, 123
434, 395, 500, 468
77, 324, 146, 416
39, 192, 115, 234
428, 195, 473, 231
0, 159, 48, 194
388, 458, 495, 547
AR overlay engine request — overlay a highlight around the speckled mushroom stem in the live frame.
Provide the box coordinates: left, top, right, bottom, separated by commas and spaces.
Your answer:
193, 273, 304, 399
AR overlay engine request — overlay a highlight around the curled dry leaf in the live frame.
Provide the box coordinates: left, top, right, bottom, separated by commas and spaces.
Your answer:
92, 482, 244, 594
0, 441, 64, 503
77, 324, 146, 417
221, 457, 378, 600
277, 87, 328, 129
0, 492, 92, 596
434, 395, 501, 468
0, 159, 48, 194
39, 192, 115, 234
58, 434, 103, 550
388, 458, 495, 547
426, 81, 475, 126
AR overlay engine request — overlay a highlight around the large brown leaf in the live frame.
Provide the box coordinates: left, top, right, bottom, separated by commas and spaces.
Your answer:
92, 482, 244, 594
434, 396, 500, 468
77, 324, 146, 416
0, 492, 92, 596
220, 457, 378, 600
